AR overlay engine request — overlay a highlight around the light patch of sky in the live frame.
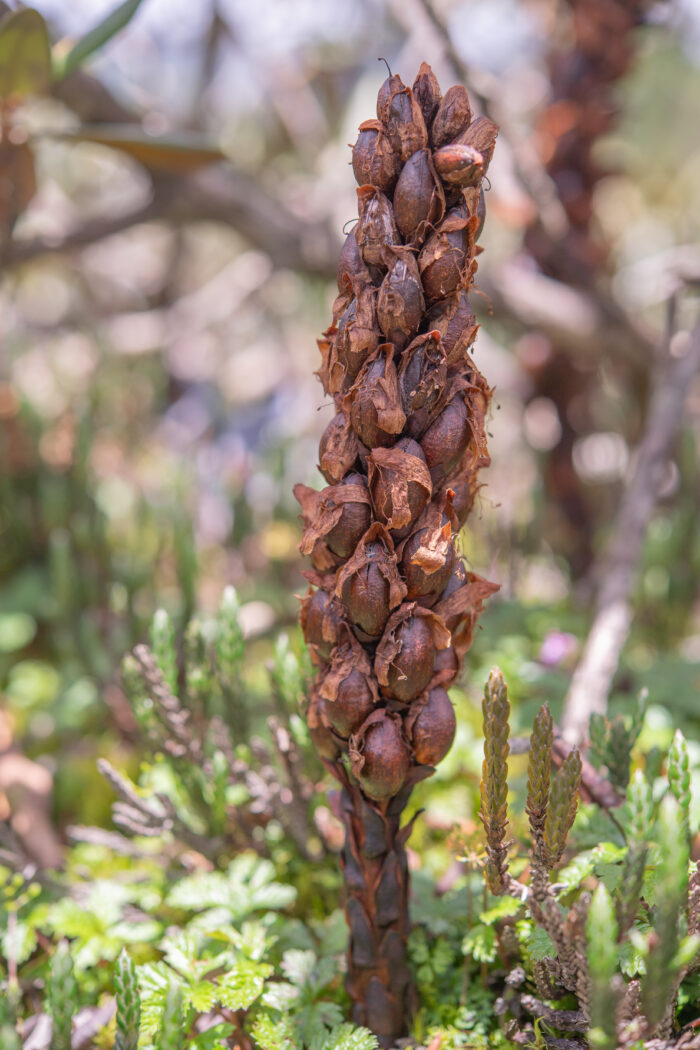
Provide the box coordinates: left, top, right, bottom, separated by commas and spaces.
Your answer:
672, 0, 700, 59
448, 0, 541, 76
219, 0, 377, 55
32, 0, 382, 118
29, 0, 700, 117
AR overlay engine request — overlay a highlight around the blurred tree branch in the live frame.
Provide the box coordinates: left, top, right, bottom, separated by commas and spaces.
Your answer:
562, 311, 700, 743
3, 60, 660, 371
3, 166, 339, 278
0, 68, 340, 278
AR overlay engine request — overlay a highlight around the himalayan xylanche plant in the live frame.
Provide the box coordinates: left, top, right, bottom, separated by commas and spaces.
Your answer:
295, 63, 499, 1046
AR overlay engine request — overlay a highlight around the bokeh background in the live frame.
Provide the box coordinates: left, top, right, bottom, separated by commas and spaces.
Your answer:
2, 0, 700, 846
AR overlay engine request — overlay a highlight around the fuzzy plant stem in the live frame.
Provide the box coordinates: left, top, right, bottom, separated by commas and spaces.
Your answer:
296, 62, 499, 1046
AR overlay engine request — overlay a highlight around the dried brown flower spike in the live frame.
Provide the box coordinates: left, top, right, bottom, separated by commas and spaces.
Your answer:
296, 63, 499, 1047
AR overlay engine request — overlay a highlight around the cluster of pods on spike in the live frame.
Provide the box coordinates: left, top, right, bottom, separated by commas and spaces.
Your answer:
295, 63, 500, 803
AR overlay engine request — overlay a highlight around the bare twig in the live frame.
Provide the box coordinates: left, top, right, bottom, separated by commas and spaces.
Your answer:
562, 316, 700, 742
3, 166, 339, 278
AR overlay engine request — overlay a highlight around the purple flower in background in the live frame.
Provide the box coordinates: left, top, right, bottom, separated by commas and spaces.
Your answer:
539, 631, 579, 668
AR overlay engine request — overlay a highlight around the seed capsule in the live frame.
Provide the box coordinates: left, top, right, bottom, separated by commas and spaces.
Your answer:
456, 115, 499, 174
420, 394, 471, 485
349, 710, 410, 800
335, 283, 379, 382
356, 186, 400, 267
376, 247, 425, 351
375, 604, 450, 702
337, 227, 369, 292
324, 668, 376, 738
368, 438, 432, 539
397, 331, 448, 438
307, 686, 341, 760
433, 643, 460, 686
444, 456, 475, 527
431, 85, 472, 148
377, 78, 428, 162
476, 186, 486, 240
325, 475, 372, 557
412, 62, 442, 134
418, 204, 470, 303
319, 627, 378, 738
409, 687, 456, 765
344, 343, 406, 448
376, 74, 404, 122
393, 149, 444, 244
426, 290, 478, 365
434, 569, 500, 657
336, 523, 407, 639
295, 474, 371, 560
438, 559, 468, 630
319, 408, 360, 485
400, 494, 457, 600
309, 538, 343, 573
352, 118, 401, 195
300, 586, 345, 664
433, 143, 484, 187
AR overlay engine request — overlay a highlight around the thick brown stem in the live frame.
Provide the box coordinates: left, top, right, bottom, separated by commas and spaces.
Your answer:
339, 780, 415, 1047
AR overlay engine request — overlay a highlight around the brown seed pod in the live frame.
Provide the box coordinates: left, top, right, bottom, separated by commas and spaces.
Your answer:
319, 408, 360, 485
337, 227, 370, 292
433, 643, 461, 687
352, 118, 401, 195
309, 538, 344, 573
433, 143, 484, 187
397, 331, 448, 438
319, 626, 379, 738
476, 186, 486, 240
437, 558, 468, 630
399, 492, 457, 600
431, 85, 473, 149
355, 185, 400, 267
344, 343, 406, 449
376, 247, 425, 351
456, 115, 499, 174
444, 468, 474, 528
374, 603, 450, 702
461, 366, 492, 475
336, 523, 407, 639
316, 325, 338, 397
420, 393, 471, 485
349, 709, 410, 800
376, 74, 404, 122
335, 282, 379, 382
392, 149, 445, 244
367, 439, 432, 538
295, 474, 371, 559
299, 585, 345, 664
434, 569, 500, 643
412, 62, 442, 134
307, 685, 341, 760
418, 203, 470, 303
407, 687, 456, 766
377, 78, 428, 162
426, 290, 478, 365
